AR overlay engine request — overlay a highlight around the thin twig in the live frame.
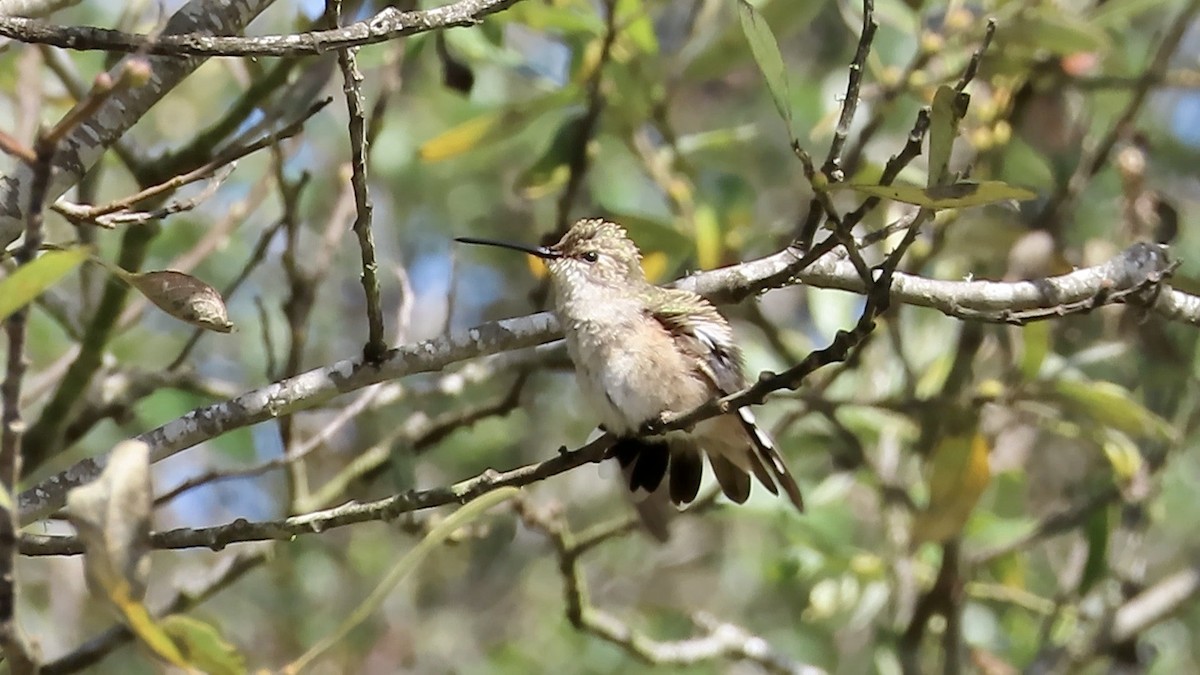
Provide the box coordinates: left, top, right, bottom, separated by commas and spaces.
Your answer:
333, 0, 387, 363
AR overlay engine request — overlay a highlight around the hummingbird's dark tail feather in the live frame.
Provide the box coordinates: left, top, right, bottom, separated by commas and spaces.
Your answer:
613, 438, 670, 493
736, 409, 805, 512
668, 441, 703, 505
710, 454, 751, 503
612, 437, 673, 541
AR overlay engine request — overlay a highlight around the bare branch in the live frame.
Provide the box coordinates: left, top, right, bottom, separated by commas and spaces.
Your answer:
0, 0, 527, 57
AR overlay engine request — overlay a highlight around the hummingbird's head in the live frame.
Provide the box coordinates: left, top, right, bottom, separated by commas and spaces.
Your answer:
456, 218, 645, 291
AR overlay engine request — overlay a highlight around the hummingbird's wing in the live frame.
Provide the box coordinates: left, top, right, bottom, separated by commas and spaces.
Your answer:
649, 288, 805, 512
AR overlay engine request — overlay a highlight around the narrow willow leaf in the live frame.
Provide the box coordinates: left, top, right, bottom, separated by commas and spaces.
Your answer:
1054, 379, 1174, 440
836, 181, 1037, 209
115, 593, 191, 669
737, 0, 794, 140
0, 247, 90, 322
1019, 321, 1051, 380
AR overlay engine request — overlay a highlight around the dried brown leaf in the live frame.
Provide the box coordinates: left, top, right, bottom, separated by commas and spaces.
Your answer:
128, 270, 235, 333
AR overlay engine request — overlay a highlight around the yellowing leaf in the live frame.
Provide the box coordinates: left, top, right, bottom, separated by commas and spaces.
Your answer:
0, 247, 90, 322
836, 181, 1037, 210
114, 592, 191, 669
1102, 430, 1144, 484
1054, 379, 1174, 440
913, 432, 991, 545
161, 615, 247, 675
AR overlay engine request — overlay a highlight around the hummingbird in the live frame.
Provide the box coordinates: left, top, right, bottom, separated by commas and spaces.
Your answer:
456, 218, 804, 515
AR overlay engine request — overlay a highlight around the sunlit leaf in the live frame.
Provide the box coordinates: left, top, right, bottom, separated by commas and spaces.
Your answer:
1053, 379, 1173, 440
928, 85, 970, 187
615, 0, 658, 55
913, 431, 991, 544
737, 0, 794, 140
1103, 432, 1143, 482
161, 615, 247, 675
0, 247, 89, 322
836, 181, 1037, 209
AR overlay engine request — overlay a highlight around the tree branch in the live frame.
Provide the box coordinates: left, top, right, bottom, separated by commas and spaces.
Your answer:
0, 0, 526, 57
0, 0, 278, 247
17, 241, 1187, 520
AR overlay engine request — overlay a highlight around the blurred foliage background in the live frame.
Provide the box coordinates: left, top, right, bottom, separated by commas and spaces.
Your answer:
3, 0, 1200, 672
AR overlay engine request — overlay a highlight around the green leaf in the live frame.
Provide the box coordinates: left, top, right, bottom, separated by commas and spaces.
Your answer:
1019, 321, 1051, 380
161, 615, 247, 675
928, 86, 970, 188
1078, 506, 1110, 595
615, 0, 658, 55
0, 247, 89, 322
1053, 379, 1174, 440
737, 0, 794, 140
835, 181, 1037, 210
284, 487, 521, 674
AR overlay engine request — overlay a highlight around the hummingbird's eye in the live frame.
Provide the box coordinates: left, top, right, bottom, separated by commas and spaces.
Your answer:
580, 251, 599, 263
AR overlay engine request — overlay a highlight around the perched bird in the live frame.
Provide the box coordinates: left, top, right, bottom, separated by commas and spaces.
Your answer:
457, 218, 804, 514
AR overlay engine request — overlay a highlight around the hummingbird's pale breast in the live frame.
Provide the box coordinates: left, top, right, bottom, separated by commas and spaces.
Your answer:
553, 280, 713, 437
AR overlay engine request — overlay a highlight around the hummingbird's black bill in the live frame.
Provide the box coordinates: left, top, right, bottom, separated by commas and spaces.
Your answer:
454, 236, 561, 259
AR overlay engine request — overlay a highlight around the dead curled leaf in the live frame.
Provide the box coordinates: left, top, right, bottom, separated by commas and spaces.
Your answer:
66, 439, 153, 604
127, 270, 235, 333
